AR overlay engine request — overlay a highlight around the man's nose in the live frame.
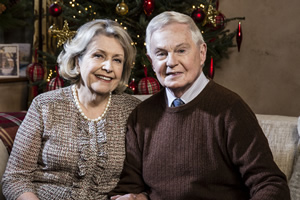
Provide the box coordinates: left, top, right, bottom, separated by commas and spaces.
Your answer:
166, 53, 178, 68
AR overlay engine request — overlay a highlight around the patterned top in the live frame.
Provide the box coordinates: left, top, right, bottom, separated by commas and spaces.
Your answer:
2, 86, 141, 200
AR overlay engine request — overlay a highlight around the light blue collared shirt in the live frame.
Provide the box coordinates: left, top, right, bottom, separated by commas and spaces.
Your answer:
166, 72, 209, 107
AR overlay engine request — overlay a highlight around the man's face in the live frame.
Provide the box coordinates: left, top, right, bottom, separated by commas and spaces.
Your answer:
149, 23, 207, 97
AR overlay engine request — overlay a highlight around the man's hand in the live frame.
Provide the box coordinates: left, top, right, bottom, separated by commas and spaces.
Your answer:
110, 193, 148, 200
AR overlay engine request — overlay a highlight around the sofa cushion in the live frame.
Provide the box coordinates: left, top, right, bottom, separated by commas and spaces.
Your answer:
0, 112, 26, 154
256, 114, 299, 180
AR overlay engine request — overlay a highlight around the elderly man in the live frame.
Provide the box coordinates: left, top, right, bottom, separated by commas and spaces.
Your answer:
110, 11, 290, 200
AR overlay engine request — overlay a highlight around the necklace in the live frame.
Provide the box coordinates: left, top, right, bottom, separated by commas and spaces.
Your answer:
72, 85, 112, 122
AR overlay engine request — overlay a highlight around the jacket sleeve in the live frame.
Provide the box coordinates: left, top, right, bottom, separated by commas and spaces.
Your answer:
2, 97, 43, 200
108, 109, 147, 197
225, 99, 291, 200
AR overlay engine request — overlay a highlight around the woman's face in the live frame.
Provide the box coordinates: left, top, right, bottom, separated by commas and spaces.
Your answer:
77, 34, 125, 95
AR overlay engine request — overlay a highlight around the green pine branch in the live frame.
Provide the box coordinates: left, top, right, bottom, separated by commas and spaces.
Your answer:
40, 0, 244, 92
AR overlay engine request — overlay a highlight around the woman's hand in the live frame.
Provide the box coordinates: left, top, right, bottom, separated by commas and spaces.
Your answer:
110, 193, 148, 200
16, 192, 39, 200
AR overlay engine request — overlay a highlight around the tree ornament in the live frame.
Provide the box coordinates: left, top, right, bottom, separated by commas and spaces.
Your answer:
49, 20, 76, 47
128, 78, 138, 94
191, 8, 206, 24
210, 12, 226, 30
143, 0, 155, 16
138, 66, 160, 94
0, 3, 6, 14
203, 4, 219, 27
116, 0, 129, 16
49, 2, 62, 17
47, 65, 64, 91
26, 49, 45, 97
26, 49, 44, 82
208, 56, 214, 79
236, 21, 243, 52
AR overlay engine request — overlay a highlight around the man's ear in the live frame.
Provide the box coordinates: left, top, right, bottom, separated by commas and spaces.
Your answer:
199, 43, 207, 67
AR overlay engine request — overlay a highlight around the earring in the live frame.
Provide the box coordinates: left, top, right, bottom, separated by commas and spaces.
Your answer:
75, 71, 79, 75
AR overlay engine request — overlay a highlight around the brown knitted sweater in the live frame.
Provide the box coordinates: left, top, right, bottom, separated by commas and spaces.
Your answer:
110, 81, 290, 200
2, 86, 141, 200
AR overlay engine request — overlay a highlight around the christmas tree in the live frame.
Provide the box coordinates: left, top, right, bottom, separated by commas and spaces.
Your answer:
40, 0, 244, 94
0, 0, 33, 31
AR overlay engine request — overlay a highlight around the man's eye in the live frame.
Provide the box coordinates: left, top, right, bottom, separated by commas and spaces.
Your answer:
156, 52, 166, 57
178, 49, 186, 53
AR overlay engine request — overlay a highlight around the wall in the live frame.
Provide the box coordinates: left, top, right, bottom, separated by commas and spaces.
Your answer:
214, 0, 300, 117
0, 80, 28, 112
0, 1, 299, 115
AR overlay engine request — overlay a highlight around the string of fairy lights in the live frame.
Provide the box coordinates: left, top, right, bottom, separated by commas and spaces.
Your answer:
47, 0, 243, 84
49, 0, 208, 53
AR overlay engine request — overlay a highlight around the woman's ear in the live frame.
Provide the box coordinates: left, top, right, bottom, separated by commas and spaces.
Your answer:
75, 56, 80, 72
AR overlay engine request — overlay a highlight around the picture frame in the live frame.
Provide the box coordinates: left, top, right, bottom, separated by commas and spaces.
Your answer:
0, 44, 19, 78
13, 43, 31, 77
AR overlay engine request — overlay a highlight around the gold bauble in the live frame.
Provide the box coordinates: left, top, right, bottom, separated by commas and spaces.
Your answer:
116, 2, 129, 16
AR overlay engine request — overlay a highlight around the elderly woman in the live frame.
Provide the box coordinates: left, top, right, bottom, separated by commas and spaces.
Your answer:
2, 19, 140, 200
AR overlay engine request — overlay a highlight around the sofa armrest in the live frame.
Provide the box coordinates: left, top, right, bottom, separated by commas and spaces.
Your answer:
0, 112, 27, 154
256, 114, 299, 180
0, 112, 27, 199
0, 139, 9, 200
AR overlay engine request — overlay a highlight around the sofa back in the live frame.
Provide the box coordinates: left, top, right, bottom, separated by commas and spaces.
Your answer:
256, 114, 300, 180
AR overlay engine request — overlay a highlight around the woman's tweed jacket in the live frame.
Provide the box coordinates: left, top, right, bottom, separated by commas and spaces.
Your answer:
2, 86, 141, 200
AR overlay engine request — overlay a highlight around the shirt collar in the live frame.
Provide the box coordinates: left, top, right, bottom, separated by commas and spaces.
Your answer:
166, 72, 209, 107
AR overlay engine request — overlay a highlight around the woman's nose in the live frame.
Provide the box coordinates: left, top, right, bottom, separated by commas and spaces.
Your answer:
101, 61, 112, 72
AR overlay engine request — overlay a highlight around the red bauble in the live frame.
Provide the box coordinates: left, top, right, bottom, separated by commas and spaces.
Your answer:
49, 3, 62, 17
47, 66, 64, 91
26, 49, 44, 98
191, 8, 206, 24
47, 76, 64, 91
26, 49, 44, 82
26, 63, 44, 82
138, 67, 160, 94
213, 12, 226, 30
128, 78, 138, 94
236, 21, 243, 52
143, 0, 155, 16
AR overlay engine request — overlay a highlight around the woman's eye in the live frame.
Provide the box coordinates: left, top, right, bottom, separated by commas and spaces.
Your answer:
114, 59, 123, 64
94, 53, 103, 58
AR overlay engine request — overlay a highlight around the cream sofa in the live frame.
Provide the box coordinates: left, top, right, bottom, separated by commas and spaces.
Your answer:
0, 113, 299, 200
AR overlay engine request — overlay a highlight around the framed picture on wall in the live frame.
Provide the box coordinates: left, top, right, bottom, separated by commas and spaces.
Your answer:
13, 43, 31, 77
0, 44, 19, 78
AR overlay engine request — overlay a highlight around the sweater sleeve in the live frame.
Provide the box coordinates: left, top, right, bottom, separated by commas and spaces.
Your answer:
2, 97, 43, 200
225, 99, 291, 200
108, 109, 147, 197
